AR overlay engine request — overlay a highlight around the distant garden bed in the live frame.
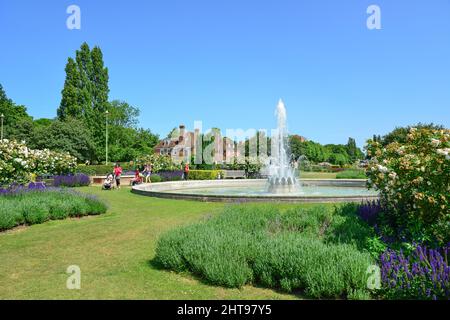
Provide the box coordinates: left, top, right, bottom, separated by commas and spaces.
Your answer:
0, 188, 107, 231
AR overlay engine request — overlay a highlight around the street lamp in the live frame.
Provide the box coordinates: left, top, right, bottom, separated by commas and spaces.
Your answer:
105, 110, 109, 166
0, 113, 4, 141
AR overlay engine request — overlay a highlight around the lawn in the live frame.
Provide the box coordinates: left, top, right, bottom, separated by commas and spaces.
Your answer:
0, 187, 304, 299
299, 171, 337, 179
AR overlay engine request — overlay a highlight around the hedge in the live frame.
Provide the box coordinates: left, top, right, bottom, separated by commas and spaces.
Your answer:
76, 164, 136, 176
188, 170, 225, 180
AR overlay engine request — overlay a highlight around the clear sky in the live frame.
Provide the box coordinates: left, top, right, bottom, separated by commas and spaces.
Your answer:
1, 0, 449, 147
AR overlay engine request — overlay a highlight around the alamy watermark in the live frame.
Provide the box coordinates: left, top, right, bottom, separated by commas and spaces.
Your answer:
366, 265, 381, 290
66, 265, 81, 290
367, 5, 382, 30
66, 5, 81, 30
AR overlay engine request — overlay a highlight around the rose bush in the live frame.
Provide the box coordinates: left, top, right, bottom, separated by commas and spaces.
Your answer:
136, 154, 178, 172
366, 128, 450, 245
0, 139, 77, 185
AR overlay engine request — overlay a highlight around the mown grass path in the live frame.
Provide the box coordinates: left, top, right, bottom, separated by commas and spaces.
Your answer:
0, 187, 298, 299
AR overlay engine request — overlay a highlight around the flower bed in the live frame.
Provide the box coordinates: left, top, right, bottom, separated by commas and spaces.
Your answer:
154, 204, 374, 299
0, 188, 107, 231
53, 174, 91, 187
0, 139, 77, 185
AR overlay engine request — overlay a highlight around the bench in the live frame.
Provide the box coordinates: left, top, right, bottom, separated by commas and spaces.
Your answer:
224, 170, 246, 179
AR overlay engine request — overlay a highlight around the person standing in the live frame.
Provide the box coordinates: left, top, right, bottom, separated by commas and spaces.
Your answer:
183, 163, 190, 181
114, 163, 123, 189
148, 163, 153, 183
142, 164, 149, 182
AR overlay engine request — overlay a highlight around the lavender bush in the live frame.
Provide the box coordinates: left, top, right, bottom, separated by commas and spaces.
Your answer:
0, 182, 48, 195
357, 200, 383, 225
380, 244, 450, 300
53, 174, 90, 187
0, 187, 107, 231
157, 170, 183, 182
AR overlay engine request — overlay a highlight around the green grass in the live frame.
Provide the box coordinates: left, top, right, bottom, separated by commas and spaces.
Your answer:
0, 187, 306, 299
336, 170, 366, 179
299, 171, 337, 179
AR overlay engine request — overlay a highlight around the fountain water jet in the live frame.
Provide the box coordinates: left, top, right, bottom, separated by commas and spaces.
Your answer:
267, 99, 298, 193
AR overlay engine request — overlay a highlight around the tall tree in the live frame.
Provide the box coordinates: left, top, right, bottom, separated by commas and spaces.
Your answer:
346, 137, 358, 162
57, 42, 109, 160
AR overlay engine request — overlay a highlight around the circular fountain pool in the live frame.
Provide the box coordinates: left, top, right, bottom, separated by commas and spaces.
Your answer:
131, 179, 378, 203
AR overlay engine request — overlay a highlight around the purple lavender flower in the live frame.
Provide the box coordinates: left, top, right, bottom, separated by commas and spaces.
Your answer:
53, 174, 90, 187
357, 200, 383, 225
380, 244, 450, 300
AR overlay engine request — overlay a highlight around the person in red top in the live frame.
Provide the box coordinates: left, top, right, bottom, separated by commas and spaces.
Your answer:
183, 163, 190, 181
113, 163, 123, 189
132, 169, 142, 186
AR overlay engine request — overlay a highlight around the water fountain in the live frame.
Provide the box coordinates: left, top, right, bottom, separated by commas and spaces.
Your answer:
267, 99, 298, 193
132, 99, 378, 203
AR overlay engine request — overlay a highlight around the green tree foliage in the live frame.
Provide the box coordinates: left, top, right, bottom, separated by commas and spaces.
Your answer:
30, 118, 96, 162
56, 44, 159, 162
346, 137, 363, 162
107, 100, 159, 162
289, 136, 364, 166
57, 42, 109, 159
0, 84, 32, 140
33, 118, 53, 129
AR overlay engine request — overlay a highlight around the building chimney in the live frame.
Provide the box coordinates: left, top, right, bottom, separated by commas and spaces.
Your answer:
179, 125, 186, 142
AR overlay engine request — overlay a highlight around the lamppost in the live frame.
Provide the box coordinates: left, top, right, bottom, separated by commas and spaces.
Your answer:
105, 110, 109, 166
0, 113, 4, 140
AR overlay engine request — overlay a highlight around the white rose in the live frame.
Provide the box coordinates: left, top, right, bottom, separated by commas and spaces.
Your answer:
431, 139, 440, 147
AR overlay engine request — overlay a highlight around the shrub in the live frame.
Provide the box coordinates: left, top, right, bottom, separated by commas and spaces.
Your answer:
366, 128, 450, 245
150, 175, 162, 183
357, 200, 383, 225
66, 197, 91, 217
188, 170, 224, 180
336, 169, 366, 179
0, 189, 107, 231
76, 163, 136, 176
48, 200, 70, 220
158, 170, 183, 182
0, 139, 77, 185
20, 200, 49, 224
137, 154, 178, 172
53, 174, 91, 187
84, 197, 108, 215
0, 201, 20, 230
154, 205, 374, 299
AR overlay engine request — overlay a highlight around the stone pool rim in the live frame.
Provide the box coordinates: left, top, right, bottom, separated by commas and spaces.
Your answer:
131, 179, 379, 203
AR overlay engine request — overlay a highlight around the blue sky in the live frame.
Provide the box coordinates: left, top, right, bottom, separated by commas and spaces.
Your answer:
1, 0, 449, 147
